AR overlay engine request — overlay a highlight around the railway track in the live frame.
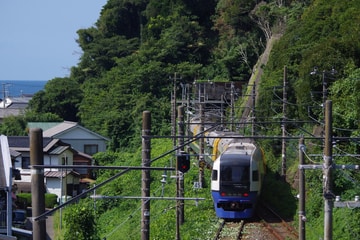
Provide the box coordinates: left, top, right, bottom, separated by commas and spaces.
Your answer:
213, 203, 298, 240
256, 203, 298, 240
214, 220, 246, 240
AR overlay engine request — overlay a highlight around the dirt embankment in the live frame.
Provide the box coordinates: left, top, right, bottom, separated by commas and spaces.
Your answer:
240, 34, 282, 124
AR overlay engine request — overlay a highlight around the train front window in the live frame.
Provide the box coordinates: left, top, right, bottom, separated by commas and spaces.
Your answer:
220, 166, 250, 184
219, 155, 250, 194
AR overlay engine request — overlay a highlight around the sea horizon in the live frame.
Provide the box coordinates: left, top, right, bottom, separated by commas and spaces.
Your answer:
0, 80, 48, 98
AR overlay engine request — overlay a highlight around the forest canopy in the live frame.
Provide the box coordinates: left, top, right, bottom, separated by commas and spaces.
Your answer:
8, 0, 360, 239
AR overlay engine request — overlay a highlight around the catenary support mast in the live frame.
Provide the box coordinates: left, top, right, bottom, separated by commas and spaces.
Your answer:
141, 111, 151, 240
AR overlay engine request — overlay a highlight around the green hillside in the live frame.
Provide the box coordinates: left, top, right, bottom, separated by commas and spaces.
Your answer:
3, 0, 360, 239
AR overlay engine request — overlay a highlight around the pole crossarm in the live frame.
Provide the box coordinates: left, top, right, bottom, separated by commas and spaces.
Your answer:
334, 201, 360, 208
299, 164, 360, 170
30, 165, 175, 171
299, 164, 324, 170
90, 195, 205, 201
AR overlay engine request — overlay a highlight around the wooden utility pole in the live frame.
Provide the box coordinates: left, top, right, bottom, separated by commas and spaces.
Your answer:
199, 99, 205, 188
171, 73, 177, 148
230, 82, 235, 132
177, 106, 185, 225
141, 111, 151, 240
323, 100, 333, 240
299, 137, 306, 240
281, 65, 287, 179
30, 128, 46, 240
251, 83, 256, 136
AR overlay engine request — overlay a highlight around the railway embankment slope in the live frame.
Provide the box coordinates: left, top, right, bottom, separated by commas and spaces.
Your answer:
240, 33, 282, 124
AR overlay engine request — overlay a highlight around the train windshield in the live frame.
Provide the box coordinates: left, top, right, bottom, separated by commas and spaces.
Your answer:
220, 154, 250, 194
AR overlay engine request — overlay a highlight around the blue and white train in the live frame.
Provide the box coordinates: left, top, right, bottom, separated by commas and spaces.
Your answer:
210, 133, 265, 219
189, 119, 265, 219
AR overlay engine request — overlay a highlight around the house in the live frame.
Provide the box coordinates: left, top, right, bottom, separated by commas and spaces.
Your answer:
8, 136, 93, 202
28, 121, 109, 155
0, 97, 31, 122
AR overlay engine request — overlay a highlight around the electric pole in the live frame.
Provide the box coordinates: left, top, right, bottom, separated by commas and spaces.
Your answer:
199, 97, 205, 188
251, 83, 256, 136
299, 137, 306, 240
171, 73, 178, 148
177, 106, 185, 240
141, 111, 151, 240
323, 100, 333, 240
281, 65, 287, 179
30, 128, 46, 240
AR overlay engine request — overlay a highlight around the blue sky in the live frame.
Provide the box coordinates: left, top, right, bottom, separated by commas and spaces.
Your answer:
0, 1, 107, 81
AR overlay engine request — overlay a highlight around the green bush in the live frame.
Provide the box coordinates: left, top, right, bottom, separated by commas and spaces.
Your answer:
17, 193, 31, 208
45, 194, 58, 208
16, 193, 58, 208
63, 202, 99, 240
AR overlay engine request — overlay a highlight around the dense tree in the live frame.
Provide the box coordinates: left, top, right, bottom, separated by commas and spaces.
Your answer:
330, 67, 360, 135
258, 0, 360, 122
0, 116, 27, 136
16, 0, 360, 239
28, 77, 82, 121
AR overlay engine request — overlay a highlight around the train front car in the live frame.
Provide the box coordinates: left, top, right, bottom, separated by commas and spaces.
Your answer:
211, 141, 264, 219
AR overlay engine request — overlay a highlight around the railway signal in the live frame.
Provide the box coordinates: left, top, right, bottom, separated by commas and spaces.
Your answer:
177, 152, 190, 173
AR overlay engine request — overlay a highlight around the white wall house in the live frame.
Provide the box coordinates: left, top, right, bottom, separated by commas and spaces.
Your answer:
8, 137, 86, 202
29, 121, 109, 156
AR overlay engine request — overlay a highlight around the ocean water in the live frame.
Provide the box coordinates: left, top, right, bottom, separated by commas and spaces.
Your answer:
0, 80, 47, 97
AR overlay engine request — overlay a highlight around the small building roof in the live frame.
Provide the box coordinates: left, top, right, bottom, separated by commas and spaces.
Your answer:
7, 136, 68, 152
28, 122, 61, 131
43, 121, 78, 137
44, 170, 80, 178
48, 145, 72, 155
0, 108, 25, 119
8, 136, 53, 149
10, 148, 21, 158
29, 121, 109, 141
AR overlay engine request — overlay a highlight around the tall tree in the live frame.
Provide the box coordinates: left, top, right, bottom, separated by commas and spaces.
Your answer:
28, 77, 82, 121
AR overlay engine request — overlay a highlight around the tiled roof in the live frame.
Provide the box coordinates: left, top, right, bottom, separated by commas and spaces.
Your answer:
0, 108, 24, 118
43, 121, 109, 140
0, 97, 31, 119
44, 170, 80, 178
7, 136, 54, 149
43, 121, 78, 137
48, 146, 70, 155
10, 148, 21, 158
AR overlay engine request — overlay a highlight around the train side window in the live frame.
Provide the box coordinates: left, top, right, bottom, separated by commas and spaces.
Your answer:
212, 170, 218, 181
252, 170, 259, 181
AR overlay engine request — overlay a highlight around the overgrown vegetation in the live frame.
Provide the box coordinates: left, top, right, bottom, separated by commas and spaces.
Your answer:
17, 193, 58, 209
3, 0, 360, 238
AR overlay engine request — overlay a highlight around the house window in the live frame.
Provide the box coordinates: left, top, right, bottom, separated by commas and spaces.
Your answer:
21, 157, 30, 169
84, 144, 98, 155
